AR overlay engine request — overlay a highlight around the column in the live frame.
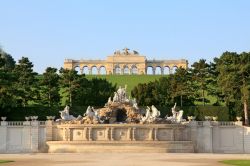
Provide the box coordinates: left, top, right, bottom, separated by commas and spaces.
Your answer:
89, 66, 92, 75
0, 121, 7, 152
154, 128, 158, 141
110, 127, 114, 141
161, 68, 164, 75
132, 128, 136, 141
127, 128, 132, 141
88, 127, 92, 141
152, 68, 156, 75
169, 68, 173, 74
203, 121, 213, 153
45, 120, 53, 141
148, 128, 153, 141
31, 121, 39, 152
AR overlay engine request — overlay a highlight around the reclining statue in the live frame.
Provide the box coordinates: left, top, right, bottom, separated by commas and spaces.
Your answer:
58, 105, 82, 121
165, 103, 184, 123
140, 105, 161, 123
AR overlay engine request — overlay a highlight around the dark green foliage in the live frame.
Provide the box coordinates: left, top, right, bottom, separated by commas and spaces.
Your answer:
0, 50, 17, 111
0, 106, 88, 121
13, 57, 38, 107
191, 59, 210, 106
215, 52, 250, 124
40, 67, 60, 107
59, 68, 79, 106
74, 77, 116, 106
131, 69, 194, 107
0, 105, 229, 121
60, 69, 116, 107
155, 105, 229, 121
169, 67, 195, 107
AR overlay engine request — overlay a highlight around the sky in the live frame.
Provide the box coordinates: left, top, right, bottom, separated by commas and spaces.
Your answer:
0, 0, 250, 74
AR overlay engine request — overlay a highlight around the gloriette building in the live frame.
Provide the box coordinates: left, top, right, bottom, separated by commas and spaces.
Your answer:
64, 48, 188, 75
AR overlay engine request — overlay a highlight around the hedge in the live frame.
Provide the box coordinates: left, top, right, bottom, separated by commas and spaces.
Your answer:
0, 105, 230, 121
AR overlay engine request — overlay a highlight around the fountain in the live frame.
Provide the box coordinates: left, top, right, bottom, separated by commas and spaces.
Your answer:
47, 86, 193, 153
58, 86, 184, 125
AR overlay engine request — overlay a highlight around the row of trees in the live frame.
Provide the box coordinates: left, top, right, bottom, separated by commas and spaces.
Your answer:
0, 48, 116, 111
131, 52, 250, 124
0, 48, 249, 124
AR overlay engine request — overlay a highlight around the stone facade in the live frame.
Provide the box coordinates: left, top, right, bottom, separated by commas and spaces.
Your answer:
1, 120, 250, 153
64, 48, 188, 75
47, 124, 193, 153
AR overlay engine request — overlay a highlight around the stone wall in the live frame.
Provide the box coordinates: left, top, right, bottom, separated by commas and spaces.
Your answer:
1, 120, 250, 153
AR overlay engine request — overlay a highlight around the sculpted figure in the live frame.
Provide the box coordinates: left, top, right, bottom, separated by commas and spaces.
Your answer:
141, 106, 151, 123
113, 92, 119, 102
172, 103, 177, 118
59, 105, 81, 121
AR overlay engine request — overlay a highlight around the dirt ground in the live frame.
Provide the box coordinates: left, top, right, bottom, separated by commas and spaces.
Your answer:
1, 153, 250, 166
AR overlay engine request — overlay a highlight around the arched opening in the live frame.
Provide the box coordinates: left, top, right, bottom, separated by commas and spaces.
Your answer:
123, 65, 130, 75
146, 66, 154, 75
91, 66, 98, 75
74, 66, 81, 74
114, 65, 121, 75
82, 66, 89, 75
155, 66, 162, 75
131, 65, 138, 75
99, 66, 107, 75
163, 66, 171, 75
172, 66, 178, 74
116, 109, 127, 122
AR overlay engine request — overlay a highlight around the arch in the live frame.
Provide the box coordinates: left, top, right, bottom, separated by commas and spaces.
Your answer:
131, 65, 138, 75
114, 65, 121, 75
99, 66, 107, 75
146, 66, 154, 75
91, 66, 98, 75
82, 66, 89, 75
172, 66, 178, 74
74, 66, 81, 74
123, 65, 130, 75
163, 66, 171, 75
155, 66, 162, 75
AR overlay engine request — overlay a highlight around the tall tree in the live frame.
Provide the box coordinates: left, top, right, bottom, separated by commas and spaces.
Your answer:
215, 52, 250, 125
59, 68, 79, 106
0, 49, 15, 71
14, 57, 38, 107
0, 50, 17, 110
169, 67, 194, 107
191, 59, 210, 106
40, 67, 60, 107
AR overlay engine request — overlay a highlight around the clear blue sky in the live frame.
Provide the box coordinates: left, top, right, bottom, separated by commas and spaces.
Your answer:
0, 0, 250, 73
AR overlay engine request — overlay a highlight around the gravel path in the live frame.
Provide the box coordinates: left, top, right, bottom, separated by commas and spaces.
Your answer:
1, 153, 250, 166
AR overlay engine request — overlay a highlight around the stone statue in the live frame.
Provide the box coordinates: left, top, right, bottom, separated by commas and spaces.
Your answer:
84, 106, 95, 118
108, 97, 112, 104
140, 105, 161, 123
172, 103, 177, 119
59, 105, 81, 121
133, 50, 139, 54
113, 92, 119, 102
165, 103, 184, 123
141, 106, 151, 123
176, 110, 184, 123
114, 50, 121, 55
123, 47, 130, 55
151, 105, 161, 118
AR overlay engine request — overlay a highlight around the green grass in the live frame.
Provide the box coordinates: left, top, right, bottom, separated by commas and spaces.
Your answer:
0, 160, 14, 164
220, 160, 250, 166
86, 75, 164, 96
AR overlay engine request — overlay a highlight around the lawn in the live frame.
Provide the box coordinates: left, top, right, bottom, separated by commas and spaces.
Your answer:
220, 160, 250, 166
86, 75, 163, 96
0, 160, 13, 164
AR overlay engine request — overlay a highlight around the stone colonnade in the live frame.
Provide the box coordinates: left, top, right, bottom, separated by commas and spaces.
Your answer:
64, 60, 188, 75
